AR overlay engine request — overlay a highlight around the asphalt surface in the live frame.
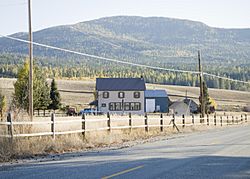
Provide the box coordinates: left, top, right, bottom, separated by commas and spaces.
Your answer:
1, 125, 250, 179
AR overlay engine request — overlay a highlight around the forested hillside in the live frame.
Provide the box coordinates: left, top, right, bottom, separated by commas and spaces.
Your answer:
0, 16, 249, 91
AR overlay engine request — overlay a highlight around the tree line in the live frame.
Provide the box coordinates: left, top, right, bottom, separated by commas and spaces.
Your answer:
0, 54, 249, 91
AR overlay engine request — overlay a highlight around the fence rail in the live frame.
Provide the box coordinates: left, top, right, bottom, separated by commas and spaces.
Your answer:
0, 113, 248, 139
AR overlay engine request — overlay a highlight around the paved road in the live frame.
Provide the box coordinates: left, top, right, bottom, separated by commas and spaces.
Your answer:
1, 125, 250, 179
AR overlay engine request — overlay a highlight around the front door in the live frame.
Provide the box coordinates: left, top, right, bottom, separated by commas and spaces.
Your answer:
146, 99, 155, 112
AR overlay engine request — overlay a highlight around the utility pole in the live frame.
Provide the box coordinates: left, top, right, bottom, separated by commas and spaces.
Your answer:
28, 0, 33, 121
198, 50, 205, 118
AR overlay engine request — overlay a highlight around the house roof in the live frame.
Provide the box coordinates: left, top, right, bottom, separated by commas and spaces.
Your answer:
169, 101, 189, 109
145, 90, 168, 98
96, 78, 146, 91
183, 98, 198, 106
89, 100, 98, 106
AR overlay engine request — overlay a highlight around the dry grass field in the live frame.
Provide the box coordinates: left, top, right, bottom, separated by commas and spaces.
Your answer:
0, 78, 95, 110
1, 77, 249, 111
1, 77, 250, 162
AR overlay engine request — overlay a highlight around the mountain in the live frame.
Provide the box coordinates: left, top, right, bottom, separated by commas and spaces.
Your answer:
0, 16, 250, 65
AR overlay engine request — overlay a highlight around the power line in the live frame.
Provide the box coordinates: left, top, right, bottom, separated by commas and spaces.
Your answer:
0, 34, 249, 85
0, 34, 200, 75
204, 72, 249, 84
0, 2, 27, 7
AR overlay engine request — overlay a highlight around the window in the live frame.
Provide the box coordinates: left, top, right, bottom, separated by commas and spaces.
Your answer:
130, 103, 135, 111
134, 103, 141, 110
115, 103, 122, 110
109, 102, 122, 111
118, 92, 125, 98
134, 92, 140, 98
101, 103, 106, 107
130, 102, 141, 111
124, 103, 130, 111
103, 92, 109, 98
109, 103, 115, 111
109, 102, 141, 111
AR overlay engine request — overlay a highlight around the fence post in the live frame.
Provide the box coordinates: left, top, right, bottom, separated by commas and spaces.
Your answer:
129, 113, 132, 132
7, 113, 13, 140
232, 116, 234, 124
172, 114, 179, 132
107, 112, 111, 132
51, 113, 55, 140
145, 113, 148, 132
82, 113, 86, 138
220, 116, 223, 126
245, 114, 248, 123
160, 114, 163, 132
192, 114, 194, 125
182, 114, 185, 128
207, 114, 209, 126
214, 113, 216, 126
241, 115, 243, 123
227, 115, 229, 125
172, 114, 175, 129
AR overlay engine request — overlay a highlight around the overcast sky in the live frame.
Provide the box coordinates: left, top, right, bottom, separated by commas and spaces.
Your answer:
0, 0, 249, 35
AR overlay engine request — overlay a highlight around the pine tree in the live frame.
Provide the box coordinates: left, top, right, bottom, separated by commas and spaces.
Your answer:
34, 66, 51, 112
0, 92, 7, 120
13, 61, 29, 111
13, 60, 51, 113
49, 79, 61, 110
203, 81, 212, 114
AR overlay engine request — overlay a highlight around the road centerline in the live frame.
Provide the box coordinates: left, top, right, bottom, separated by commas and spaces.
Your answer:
101, 165, 144, 179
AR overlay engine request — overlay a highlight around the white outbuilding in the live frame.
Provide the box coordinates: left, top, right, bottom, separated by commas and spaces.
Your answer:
169, 101, 190, 116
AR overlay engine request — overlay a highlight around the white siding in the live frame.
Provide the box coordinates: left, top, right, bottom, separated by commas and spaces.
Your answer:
98, 91, 145, 114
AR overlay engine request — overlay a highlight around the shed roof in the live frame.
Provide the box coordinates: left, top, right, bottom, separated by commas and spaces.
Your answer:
145, 90, 168, 98
169, 101, 189, 109
183, 98, 198, 106
96, 78, 146, 91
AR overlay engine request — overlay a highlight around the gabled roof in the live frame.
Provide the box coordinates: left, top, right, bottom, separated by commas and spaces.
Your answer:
183, 98, 198, 106
96, 78, 146, 91
169, 101, 189, 109
145, 90, 168, 98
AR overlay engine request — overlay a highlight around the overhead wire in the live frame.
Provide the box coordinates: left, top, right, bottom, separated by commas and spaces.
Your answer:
0, 2, 27, 7
0, 34, 249, 85
203, 72, 249, 84
0, 34, 200, 74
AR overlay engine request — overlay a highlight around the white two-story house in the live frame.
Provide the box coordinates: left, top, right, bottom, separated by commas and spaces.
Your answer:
96, 78, 146, 114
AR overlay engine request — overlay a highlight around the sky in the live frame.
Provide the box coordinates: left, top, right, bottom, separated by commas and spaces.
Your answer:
0, 0, 250, 35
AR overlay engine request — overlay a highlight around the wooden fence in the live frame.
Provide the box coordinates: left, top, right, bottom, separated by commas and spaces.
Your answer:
0, 113, 248, 139
33, 110, 70, 117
